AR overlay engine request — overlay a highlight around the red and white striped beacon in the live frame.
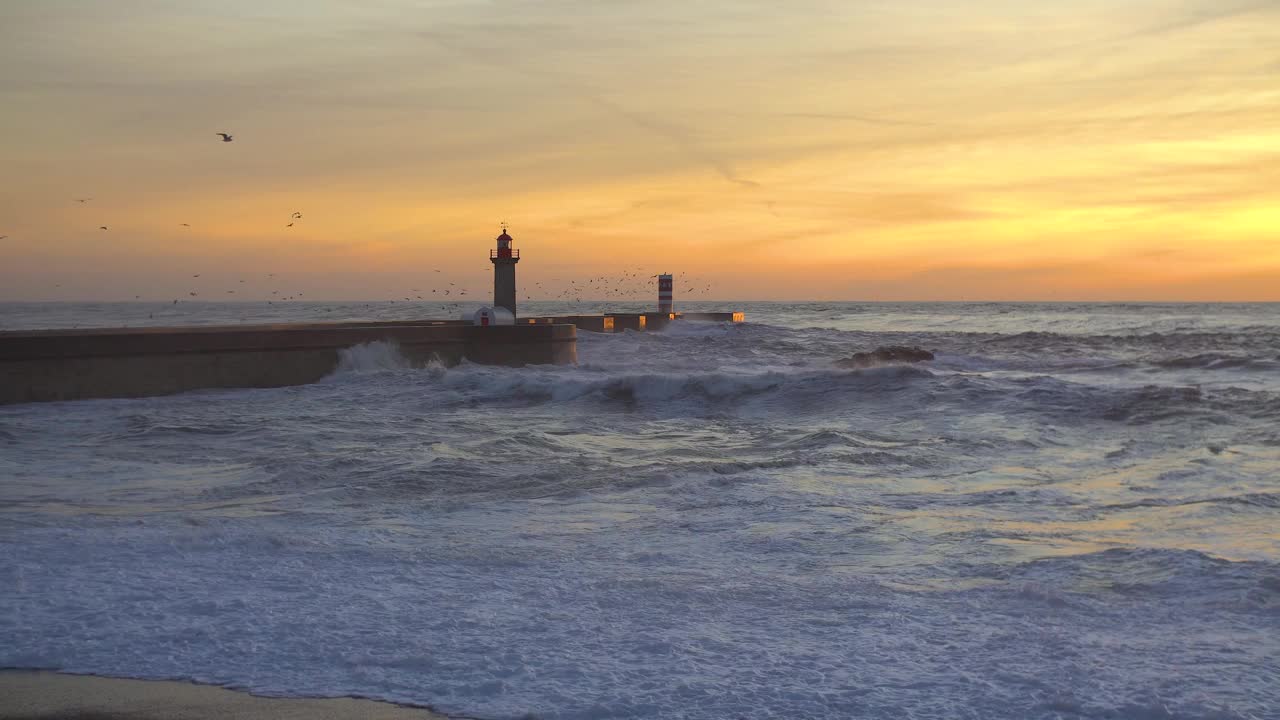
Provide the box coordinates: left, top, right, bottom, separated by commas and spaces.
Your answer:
657, 274, 674, 314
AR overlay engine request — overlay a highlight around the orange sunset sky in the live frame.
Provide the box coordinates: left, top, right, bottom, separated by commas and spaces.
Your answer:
1, 0, 1278, 301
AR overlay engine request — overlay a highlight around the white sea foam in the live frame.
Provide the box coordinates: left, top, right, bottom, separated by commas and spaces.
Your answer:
332, 340, 410, 374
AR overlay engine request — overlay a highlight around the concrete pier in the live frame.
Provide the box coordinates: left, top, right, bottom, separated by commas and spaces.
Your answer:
0, 321, 576, 405
610, 314, 646, 331
518, 311, 743, 333
677, 311, 745, 323
0, 306, 743, 404
643, 312, 677, 331
540, 316, 616, 333
569, 312, 749, 332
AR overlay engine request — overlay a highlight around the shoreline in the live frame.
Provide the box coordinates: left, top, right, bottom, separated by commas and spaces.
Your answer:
0, 670, 449, 720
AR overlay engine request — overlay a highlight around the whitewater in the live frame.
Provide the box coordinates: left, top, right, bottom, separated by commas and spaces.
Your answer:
1, 301, 1277, 720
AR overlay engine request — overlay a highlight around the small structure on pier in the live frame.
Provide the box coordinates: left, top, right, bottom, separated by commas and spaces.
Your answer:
658, 273, 674, 313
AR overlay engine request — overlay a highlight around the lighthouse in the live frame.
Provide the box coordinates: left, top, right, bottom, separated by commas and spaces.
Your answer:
657, 273, 674, 313
490, 225, 520, 318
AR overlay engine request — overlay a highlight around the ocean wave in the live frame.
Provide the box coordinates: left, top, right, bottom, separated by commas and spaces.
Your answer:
990, 548, 1280, 611
332, 340, 412, 374
426, 363, 937, 411
1102, 492, 1280, 511
935, 329, 1280, 371
1155, 353, 1280, 371
317, 349, 1280, 430
1099, 385, 1280, 424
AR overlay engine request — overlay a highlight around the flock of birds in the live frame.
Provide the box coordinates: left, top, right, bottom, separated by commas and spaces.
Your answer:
531, 270, 716, 305
3, 131, 721, 312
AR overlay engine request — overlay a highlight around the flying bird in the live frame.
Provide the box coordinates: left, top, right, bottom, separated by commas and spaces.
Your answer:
0, 235, 7, 240
99, 226, 108, 230
286, 222, 293, 228
74, 198, 91, 204
291, 212, 302, 219
216, 133, 233, 142
180, 223, 190, 227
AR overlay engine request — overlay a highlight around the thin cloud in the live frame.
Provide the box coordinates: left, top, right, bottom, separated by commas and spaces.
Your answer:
779, 112, 939, 128
417, 30, 760, 189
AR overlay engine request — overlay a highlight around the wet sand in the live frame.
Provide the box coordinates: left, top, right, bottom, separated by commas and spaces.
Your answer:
0, 671, 448, 720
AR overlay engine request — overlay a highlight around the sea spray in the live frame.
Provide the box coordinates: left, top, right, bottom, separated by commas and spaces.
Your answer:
332, 340, 410, 374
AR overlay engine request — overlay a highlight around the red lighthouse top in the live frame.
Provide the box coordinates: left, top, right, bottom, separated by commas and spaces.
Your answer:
491, 224, 519, 260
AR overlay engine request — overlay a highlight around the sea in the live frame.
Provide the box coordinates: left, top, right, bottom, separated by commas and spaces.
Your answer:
1, 301, 1278, 720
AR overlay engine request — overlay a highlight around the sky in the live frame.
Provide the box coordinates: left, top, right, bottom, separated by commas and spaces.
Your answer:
1, 0, 1278, 301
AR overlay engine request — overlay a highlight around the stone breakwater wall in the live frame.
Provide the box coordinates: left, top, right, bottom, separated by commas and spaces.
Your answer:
0, 322, 577, 405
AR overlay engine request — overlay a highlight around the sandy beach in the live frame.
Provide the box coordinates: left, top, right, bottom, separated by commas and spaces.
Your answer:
0, 671, 448, 720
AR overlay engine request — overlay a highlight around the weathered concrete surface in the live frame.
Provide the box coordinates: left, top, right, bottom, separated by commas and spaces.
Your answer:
520, 312, 743, 334
677, 311, 745, 323
526, 316, 617, 333
561, 316, 614, 333
643, 312, 677, 331
0, 322, 576, 405
610, 314, 647, 331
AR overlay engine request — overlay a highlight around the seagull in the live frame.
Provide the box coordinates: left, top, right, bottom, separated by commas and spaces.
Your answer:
286, 222, 293, 228
216, 133, 233, 142
99, 226, 108, 230
291, 212, 302, 219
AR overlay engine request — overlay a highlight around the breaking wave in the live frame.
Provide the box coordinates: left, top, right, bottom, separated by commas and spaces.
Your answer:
332, 340, 410, 374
